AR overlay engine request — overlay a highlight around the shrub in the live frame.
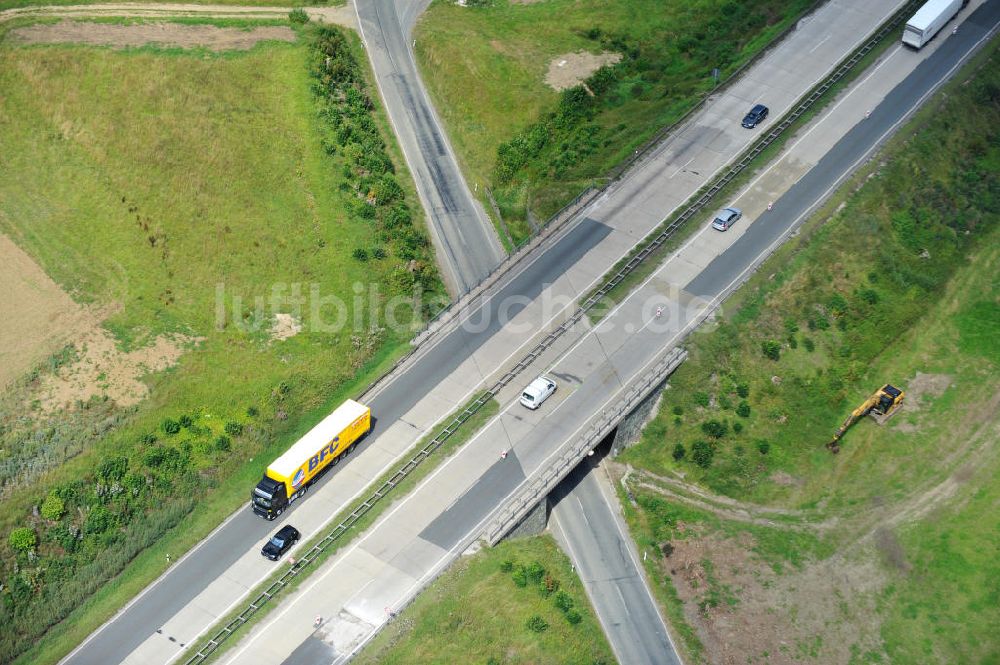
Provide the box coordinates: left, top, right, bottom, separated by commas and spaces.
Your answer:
97, 455, 128, 484
41, 492, 66, 521
500, 559, 515, 573
693, 392, 710, 408
736, 401, 751, 418
554, 590, 574, 613
214, 435, 232, 452
733, 421, 743, 434
178, 414, 193, 429
691, 441, 714, 468
288, 7, 309, 24
757, 440, 771, 455
8, 527, 37, 553
246, 405, 259, 418
761, 340, 781, 361
803, 337, 816, 352
371, 246, 388, 260
512, 566, 528, 587
565, 609, 583, 625
788, 334, 798, 349
701, 420, 727, 439
542, 574, 560, 596
672, 405, 684, 416
672, 443, 686, 461
161, 418, 181, 435
526, 561, 545, 584
352, 247, 369, 262
84, 505, 115, 535
526, 615, 549, 633
140, 432, 157, 445
859, 288, 880, 305
736, 382, 750, 398
224, 421, 244, 437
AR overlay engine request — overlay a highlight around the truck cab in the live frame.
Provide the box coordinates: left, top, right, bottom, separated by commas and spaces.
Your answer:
251, 475, 288, 520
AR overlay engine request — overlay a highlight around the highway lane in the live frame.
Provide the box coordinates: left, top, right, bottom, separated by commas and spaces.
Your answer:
64, 1, 916, 662
224, 5, 1000, 661
550, 456, 680, 665
354, 0, 504, 293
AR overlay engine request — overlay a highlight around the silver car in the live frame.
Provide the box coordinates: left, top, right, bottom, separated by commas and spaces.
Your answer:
712, 207, 742, 231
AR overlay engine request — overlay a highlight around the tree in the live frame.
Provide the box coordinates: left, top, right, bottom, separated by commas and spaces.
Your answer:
691, 441, 715, 469
672, 443, 686, 461
736, 401, 751, 418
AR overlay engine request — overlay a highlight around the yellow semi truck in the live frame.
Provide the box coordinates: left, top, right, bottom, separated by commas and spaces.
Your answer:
251, 399, 371, 520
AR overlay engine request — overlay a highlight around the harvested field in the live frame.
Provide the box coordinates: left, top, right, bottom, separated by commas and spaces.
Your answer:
10, 19, 296, 50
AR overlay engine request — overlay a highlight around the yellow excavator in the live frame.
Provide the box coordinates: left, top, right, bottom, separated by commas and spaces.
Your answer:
827, 384, 905, 453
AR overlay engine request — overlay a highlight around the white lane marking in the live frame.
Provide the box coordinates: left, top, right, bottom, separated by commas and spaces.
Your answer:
809, 33, 832, 53
668, 155, 696, 178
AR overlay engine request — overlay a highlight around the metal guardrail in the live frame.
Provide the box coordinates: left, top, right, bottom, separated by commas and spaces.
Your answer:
182, 4, 920, 662
485, 347, 688, 545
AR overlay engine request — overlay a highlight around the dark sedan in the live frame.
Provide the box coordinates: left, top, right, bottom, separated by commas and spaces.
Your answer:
261, 525, 300, 561
742, 103, 769, 128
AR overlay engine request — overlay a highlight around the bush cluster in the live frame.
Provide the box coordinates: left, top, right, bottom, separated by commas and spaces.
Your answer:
506, 558, 585, 627
308, 27, 438, 294
0, 408, 250, 660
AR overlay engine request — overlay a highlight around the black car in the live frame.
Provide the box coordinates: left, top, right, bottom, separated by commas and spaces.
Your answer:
261, 525, 300, 561
742, 103, 769, 129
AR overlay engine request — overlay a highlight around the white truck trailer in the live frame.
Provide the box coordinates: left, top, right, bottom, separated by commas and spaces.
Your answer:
902, 0, 967, 49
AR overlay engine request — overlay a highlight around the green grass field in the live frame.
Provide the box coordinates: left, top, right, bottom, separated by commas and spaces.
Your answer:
619, 40, 1000, 664
356, 535, 615, 665
415, 0, 815, 241
0, 24, 440, 664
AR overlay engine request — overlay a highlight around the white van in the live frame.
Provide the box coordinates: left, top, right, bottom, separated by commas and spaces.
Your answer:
520, 376, 557, 410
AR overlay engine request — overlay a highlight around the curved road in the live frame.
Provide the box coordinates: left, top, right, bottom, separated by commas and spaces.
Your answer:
354, 0, 504, 294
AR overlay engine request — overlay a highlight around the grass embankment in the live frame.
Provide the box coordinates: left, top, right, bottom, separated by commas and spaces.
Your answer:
357, 535, 615, 665
0, 24, 440, 664
620, 41, 1000, 664
415, 0, 815, 242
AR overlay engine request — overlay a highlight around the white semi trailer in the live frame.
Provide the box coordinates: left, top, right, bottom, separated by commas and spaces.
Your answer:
902, 0, 967, 49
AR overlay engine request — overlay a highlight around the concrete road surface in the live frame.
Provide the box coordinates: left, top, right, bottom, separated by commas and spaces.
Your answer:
551, 455, 681, 665
354, 0, 504, 293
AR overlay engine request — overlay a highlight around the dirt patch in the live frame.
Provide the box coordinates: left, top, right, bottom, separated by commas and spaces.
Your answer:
35, 330, 199, 412
271, 313, 302, 341
901, 372, 952, 411
10, 20, 296, 51
663, 532, 886, 664
544, 51, 621, 91
0, 234, 111, 389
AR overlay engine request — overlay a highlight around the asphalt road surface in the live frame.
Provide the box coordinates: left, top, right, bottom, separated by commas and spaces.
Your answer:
354, 0, 504, 293
551, 455, 680, 665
